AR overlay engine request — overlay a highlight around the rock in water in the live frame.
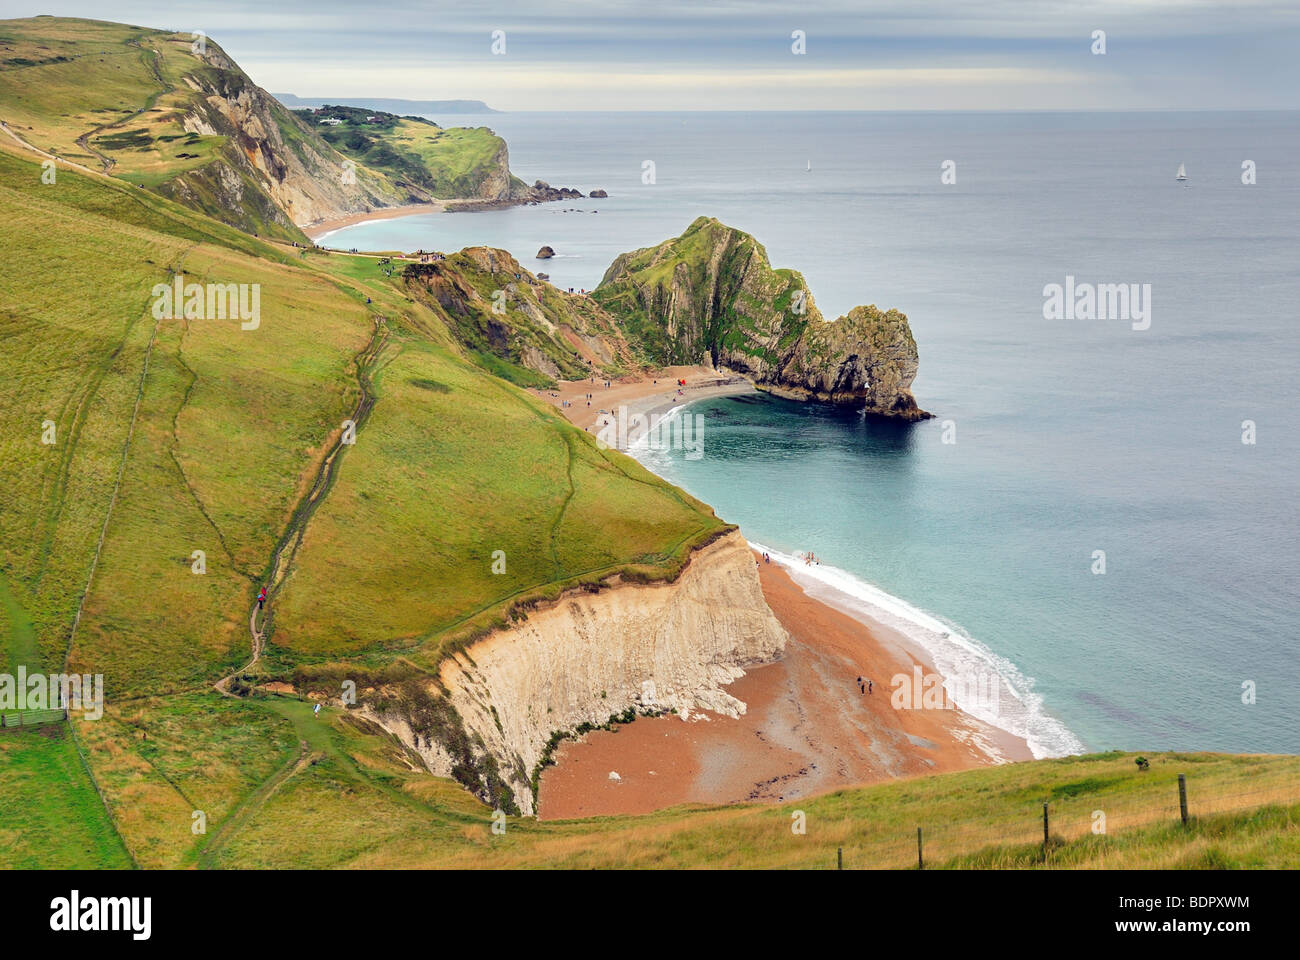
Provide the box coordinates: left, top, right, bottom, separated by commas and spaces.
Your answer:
526, 180, 584, 201
536, 245, 556, 259
589, 188, 609, 198
593, 217, 931, 419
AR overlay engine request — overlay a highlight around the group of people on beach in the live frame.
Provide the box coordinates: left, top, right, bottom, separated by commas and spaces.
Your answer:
857, 676, 873, 695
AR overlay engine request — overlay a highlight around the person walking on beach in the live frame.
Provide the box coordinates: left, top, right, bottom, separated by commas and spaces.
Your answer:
868, 679, 873, 695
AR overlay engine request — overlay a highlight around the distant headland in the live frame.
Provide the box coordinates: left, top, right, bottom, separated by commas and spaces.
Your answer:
274, 93, 499, 114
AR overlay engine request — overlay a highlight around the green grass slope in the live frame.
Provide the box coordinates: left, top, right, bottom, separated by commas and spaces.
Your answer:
302, 105, 522, 201
0, 139, 728, 864
1, 54, 1291, 870
0, 17, 402, 239
0, 725, 132, 868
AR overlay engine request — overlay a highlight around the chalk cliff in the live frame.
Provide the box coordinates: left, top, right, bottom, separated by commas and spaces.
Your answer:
363, 531, 787, 815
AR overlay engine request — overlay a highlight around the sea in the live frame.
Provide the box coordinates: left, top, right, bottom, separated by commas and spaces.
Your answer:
321, 111, 1300, 758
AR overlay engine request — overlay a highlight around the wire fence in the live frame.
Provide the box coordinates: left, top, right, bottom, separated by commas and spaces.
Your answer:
831, 767, 1300, 869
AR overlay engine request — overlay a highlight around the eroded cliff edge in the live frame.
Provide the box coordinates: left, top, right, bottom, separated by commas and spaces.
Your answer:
360, 531, 787, 815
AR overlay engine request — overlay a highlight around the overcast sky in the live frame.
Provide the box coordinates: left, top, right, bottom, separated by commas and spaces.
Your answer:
4, 1, 1298, 111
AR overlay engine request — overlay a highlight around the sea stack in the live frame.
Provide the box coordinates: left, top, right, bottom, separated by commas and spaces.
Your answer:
536, 245, 556, 259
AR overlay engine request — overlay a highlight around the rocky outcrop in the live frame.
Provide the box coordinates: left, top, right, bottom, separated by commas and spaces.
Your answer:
157, 40, 402, 237
518, 179, 583, 202
589, 188, 608, 198
398, 221, 929, 414
770, 305, 926, 417
444, 172, 586, 211
366, 531, 787, 814
402, 247, 640, 382
594, 217, 930, 419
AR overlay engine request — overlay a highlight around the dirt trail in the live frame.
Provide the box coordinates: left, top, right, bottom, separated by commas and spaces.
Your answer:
74, 40, 168, 173
215, 316, 386, 696
196, 740, 315, 868
0, 122, 102, 177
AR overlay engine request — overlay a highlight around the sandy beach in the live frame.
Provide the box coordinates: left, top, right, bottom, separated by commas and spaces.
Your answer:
531, 364, 757, 436
537, 374, 1032, 820
538, 554, 1033, 819
303, 201, 444, 241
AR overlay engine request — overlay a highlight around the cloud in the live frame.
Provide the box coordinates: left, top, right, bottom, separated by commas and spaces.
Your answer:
5, 0, 1298, 109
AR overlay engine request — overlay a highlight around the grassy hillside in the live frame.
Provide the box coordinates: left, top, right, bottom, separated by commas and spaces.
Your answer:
1, 31, 1291, 868
0, 17, 548, 237
0, 134, 729, 856
302, 105, 524, 200
0, 725, 132, 868
23, 684, 1300, 868
400, 248, 641, 386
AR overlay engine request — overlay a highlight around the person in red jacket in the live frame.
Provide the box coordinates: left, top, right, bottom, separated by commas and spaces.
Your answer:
257, 586, 267, 610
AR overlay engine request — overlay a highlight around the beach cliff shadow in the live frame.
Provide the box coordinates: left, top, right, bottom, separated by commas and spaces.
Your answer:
696, 392, 923, 464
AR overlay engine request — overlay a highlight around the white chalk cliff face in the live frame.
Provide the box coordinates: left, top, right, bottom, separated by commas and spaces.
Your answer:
375, 531, 787, 815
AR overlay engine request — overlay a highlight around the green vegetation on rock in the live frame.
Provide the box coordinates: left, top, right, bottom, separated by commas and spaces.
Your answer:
595, 216, 931, 418
302, 105, 522, 201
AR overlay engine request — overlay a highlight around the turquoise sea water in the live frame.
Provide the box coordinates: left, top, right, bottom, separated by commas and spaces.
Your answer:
323, 111, 1300, 756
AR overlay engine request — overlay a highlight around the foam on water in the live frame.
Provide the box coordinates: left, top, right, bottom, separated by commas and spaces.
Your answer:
746, 541, 1084, 760
629, 409, 1083, 758
324, 111, 1300, 754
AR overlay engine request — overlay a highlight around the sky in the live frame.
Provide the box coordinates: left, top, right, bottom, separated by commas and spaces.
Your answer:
3, 1, 1298, 111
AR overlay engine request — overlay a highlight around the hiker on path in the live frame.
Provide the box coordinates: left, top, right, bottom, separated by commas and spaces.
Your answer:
257, 586, 267, 610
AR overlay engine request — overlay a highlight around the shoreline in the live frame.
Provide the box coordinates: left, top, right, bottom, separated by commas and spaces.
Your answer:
537, 371, 1038, 820
302, 191, 585, 243
537, 549, 1034, 820
303, 201, 444, 241
531, 364, 756, 437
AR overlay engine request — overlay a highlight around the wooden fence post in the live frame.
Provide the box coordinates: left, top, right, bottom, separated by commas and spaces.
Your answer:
1178, 774, 1188, 826
1042, 802, 1049, 850
837, 846, 842, 870
917, 827, 924, 870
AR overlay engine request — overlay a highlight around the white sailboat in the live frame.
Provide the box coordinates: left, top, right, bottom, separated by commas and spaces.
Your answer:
1175, 162, 1188, 182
